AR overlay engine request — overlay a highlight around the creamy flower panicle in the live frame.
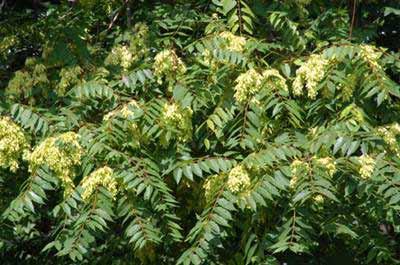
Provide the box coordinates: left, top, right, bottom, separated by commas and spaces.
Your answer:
359, 45, 382, 70
105, 46, 133, 70
234, 68, 289, 105
226, 165, 251, 193
25, 132, 84, 196
314, 157, 336, 176
80, 166, 117, 201
219, 31, 246, 52
153, 49, 186, 85
377, 123, 400, 156
290, 159, 308, 188
234, 69, 263, 105
293, 54, 329, 99
57, 66, 83, 95
160, 102, 192, 144
105, 23, 149, 71
313, 194, 324, 204
357, 154, 375, 180
201, 31, 246, 68
203, 164, 251, 202
0, 117, 29, 172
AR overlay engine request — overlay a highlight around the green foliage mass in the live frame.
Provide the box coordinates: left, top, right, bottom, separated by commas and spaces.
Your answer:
1, 0, 400, 264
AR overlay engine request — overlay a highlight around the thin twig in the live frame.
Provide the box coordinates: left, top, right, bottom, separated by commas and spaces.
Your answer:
349, 0, 357, 40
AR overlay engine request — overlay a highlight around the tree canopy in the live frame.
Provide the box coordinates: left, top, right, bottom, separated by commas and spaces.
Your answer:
1, 0, 400, 264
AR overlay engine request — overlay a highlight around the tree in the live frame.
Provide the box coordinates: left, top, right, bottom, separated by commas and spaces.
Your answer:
1, 0, 400, 264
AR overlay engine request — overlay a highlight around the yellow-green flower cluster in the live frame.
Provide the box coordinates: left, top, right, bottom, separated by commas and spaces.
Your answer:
153, 49, 186, 85
226, 165, 251, 193
200, 32, 246, 68
262, 69, 289, 94
313, 194, 324, 204
160, 102, 192, 143
0, 35, 18, 55
357, 155, 375, 180
234, 69, 263, 105
57, 66, 83, 95
290, 159, 309, 188
104, 23, 149, 71
25, 132, 83, 195
314, 157, 336, 176
219, 31, 246, 52
80, 166, 117, 201
293, 54, 329, 99
6, 58, 48, 98
359, 44, 382, 70
377, 123, 400, 155
103, 100, 143, 148
105, 45, 133, 70
0, 117, 28, 172
121, 100, 141, 119
104, 99, 142, 121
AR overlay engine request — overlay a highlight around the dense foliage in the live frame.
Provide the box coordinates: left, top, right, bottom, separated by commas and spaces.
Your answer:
1, 0, 400, 264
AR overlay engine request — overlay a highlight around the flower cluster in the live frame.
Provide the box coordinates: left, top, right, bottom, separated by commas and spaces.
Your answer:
234, 69, 263, 105
160, 102, 192, 144
153, 49, 186, 85
104, 99, 142, 121
359, 45, 382, 70
80, 166, 117, 201
219, 31, 246, 52
105, 23, 149, 71
57, 66, 83, 95
200, 32, 246, 68
25, 132, 84, 195
293, 54, 329, 99
314, 157, 336, 176
0, 117, 28, 172
313, 194, 324, 204
377, 123, 400, 155
357, 155, 375, 180
290, 159, 309, 188
226, 165, 251, 193
7, 60, 48, 98
0, 35, 18, 55
105, 45, 133, 70
103, 100, 143, 148
262, 69, 289, 94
